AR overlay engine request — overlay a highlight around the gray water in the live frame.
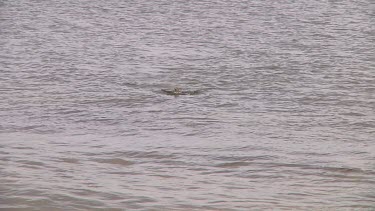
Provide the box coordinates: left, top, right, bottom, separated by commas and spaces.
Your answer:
1, 0, 374, 210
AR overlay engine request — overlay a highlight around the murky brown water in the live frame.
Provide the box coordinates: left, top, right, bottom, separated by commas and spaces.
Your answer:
1, 0, 374, 210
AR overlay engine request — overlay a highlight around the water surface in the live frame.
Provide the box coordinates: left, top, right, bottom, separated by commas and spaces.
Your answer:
1, 0, 374, 210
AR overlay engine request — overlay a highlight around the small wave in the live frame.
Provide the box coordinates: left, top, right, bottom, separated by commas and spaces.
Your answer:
58, 158, 80, 164
215, 161, 251, 168
94, 158, 134, 166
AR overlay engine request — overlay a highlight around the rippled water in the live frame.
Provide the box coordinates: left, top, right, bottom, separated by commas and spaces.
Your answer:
1, 0, 374, 210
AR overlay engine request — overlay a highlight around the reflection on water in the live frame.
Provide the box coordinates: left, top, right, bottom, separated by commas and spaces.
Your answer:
1, 0, 374, 210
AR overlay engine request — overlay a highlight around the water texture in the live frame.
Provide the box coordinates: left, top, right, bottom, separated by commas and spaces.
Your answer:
0, 0, 374, 210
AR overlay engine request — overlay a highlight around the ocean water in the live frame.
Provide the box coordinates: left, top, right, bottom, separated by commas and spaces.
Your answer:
0, 0, 374, 210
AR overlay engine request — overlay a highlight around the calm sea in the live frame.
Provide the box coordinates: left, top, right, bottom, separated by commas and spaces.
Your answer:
1, 0, 374, 210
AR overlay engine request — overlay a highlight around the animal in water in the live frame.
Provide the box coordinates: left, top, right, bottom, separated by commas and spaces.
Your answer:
161, 87, 199, 96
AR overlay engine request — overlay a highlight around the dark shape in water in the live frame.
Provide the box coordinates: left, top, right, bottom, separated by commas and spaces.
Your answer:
161, 87, 200, 96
